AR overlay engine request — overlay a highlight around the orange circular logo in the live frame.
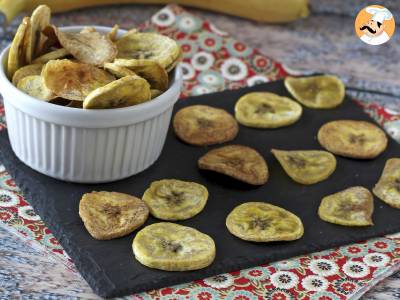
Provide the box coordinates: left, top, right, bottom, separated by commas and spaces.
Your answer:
355, 5, 395, 45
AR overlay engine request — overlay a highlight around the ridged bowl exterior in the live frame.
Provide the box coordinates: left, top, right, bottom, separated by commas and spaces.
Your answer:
0, 26, 182, 183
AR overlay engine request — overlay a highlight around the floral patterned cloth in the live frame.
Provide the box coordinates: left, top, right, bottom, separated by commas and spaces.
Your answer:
1, 4, 400, 299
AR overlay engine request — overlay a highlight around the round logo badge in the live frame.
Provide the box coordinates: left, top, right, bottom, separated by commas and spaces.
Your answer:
355, 5, 395, 45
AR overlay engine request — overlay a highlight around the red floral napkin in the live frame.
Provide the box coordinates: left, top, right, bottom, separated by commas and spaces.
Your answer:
0, 4, 399, 300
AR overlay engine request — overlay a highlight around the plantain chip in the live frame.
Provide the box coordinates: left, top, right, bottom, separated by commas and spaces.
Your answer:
166, 47, 182, 73
53, 26, 117, 66
143, 179, 208, 221
271, 149, 336, 185
173, 105, 238, 146
80, 27, 96, 34
83, 75, 151, 109
198, 145, 268, 185
318, 120, 388, 159
285, 75, 345, 109
17, 75, 56, 101
104, 62, 136, 78
107, 24, 119, 42
150, 89, 162, 99
116, 32, 180, 68
12, 63, 43, 86
25, 5, 51, 63
42, 59, 115, 101
32, 48, 70, 64
226, 202, 304, 242
235, 92, 302, 128
113, 59, 168, 90
133, 222, 216, 271
67, 100, 84, 109
119, 28, 138, 39
79, 191, 149, 240
373, 158, 400, 209
7, 17, 30, 79
318, 186, 374, 226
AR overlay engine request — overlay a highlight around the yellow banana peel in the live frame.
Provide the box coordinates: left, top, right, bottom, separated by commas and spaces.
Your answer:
0, 0, 309, 24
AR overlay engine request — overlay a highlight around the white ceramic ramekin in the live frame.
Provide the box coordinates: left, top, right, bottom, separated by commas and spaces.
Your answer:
0, 26, 182, 183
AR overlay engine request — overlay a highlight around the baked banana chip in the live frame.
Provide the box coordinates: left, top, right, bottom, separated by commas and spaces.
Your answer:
25, 5, 51, 63
173, 105, 239, 146
318, 120, 388, 159
235, 92, 302, 128
32, 48, 70, 64
42, 59, 115, 101
284, 75, 345, 109
166, 48, 182, 73
83, 75, 151, 109
12, 63, 43, 86
318, 186, 374, 226
7, 17, 30, 78
142, 179, 208, 221
104, 62, 136, 78
226, 202, 304, 242
17, 75, 56, 101
132, 222, 216, 271
113, 59, 168, 91
271, 149, 336, 185
107, 24, 119, 42
198, 145, 268, 185
116, 32, 180, 69
54, 26, 117, 66
79, 191, 149, 240
150, 89, 162, 99
373, 158, 400, 209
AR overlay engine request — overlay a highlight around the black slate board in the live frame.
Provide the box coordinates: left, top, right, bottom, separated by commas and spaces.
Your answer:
1, 79, 400, 298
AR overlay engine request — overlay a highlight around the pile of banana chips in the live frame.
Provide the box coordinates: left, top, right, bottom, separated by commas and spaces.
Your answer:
8, 5, 181, 109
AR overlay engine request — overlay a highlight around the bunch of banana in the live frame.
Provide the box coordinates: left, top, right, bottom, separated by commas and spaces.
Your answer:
0, 0, 309, 24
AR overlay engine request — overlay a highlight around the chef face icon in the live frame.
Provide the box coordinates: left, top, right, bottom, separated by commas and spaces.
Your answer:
355, 5, 395, 45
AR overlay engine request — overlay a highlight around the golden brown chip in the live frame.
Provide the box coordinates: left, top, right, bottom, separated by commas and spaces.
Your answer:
25, 5, 51, 63
113, 59, 168, 90
67, 100, 84, 108
83, 75, 151, 109
151, 89, 162, 99
17, 75, 56, 101
116, 32, 180, 68
79, 191, 149, 240
165, 47, 182, 73
133, 222, 215, 271
284, 75, 345, 109
373, 158, 400, 209
12, 63, 43, 86
173, 105, 239, 146
80, 27, 97, 34
7, 17, 30, 79
42, 59, 115, 101
318, 186, 374, 226
271, 149, 337, 185
198, 145, 268, 185
119, 28, 138, 39
53, 26, 117, 66
226, 202, 304, 242
107, 24, 119, 42
318, 120, 388, 159
32, 48, 70, 64
235, 92, 302, 128
104, 62, 136, 78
